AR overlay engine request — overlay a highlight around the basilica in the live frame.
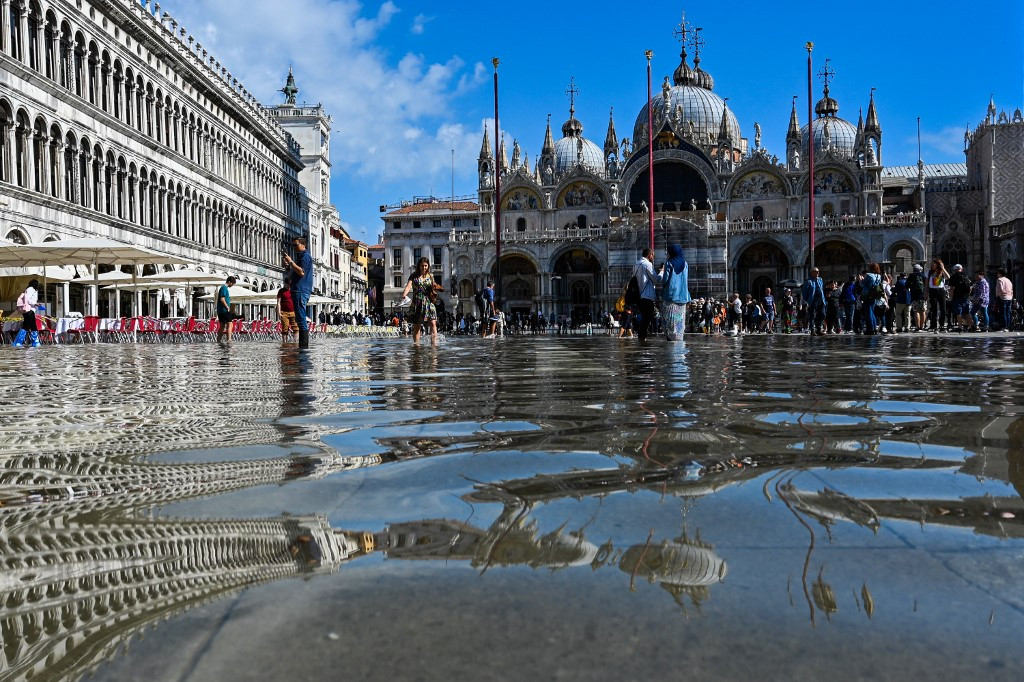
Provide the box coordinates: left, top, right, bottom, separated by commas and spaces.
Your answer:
425, 18, 1021, 320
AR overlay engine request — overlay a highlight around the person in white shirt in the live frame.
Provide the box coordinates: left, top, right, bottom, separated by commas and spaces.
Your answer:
995, 268, 1014, 331
12, 279, 40, 348
634, 248, 658, 341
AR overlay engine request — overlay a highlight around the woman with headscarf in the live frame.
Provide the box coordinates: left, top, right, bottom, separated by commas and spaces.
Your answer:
659, 243, 691, 341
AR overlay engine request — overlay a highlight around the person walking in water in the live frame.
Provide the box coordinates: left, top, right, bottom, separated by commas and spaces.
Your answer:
633, 248, 657, 341
401, 257, 443, 343
284, 237, 314, 349
12, 279, 41, 348
215, 275, 236, 345
659, 243, 691, 341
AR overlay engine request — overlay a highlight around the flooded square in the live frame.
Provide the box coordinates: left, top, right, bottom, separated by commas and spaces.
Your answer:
2, 335, 1024, 681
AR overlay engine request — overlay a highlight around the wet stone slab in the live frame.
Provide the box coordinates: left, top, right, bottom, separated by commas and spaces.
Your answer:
2, 334, 1024, 681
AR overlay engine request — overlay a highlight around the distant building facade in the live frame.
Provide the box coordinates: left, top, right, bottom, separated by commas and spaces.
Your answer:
381, 198, 479, 311
427, 18, 1021, 318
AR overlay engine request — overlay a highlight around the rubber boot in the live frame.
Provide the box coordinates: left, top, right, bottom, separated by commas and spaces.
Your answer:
12, 329, 26, 347
29, 331, 41, 348
298, 328, 309, 349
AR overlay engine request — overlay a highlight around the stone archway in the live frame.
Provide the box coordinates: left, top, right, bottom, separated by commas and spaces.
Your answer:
808, 240, 866, 283
628, 160, 710, 213
552, 247, 602, 321
491, 254, 538, 314
736, 242, 790, 297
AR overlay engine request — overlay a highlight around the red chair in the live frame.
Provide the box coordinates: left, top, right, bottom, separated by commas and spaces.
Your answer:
67, 315, 101, 344
35, 316, 57, 344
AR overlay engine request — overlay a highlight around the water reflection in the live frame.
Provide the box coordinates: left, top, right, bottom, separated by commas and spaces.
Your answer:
2, 336, 1024, 678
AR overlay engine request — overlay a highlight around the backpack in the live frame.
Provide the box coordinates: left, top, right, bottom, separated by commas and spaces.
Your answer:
908, 272, 925, 297
474, 289, 484, 309
624, 273, 641, 306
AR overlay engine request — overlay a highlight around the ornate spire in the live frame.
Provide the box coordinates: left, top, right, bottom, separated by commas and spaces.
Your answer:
541, 114, 555, 155
523, 151, 530, 174
479, 126, 492, 159
280, 67, 299, 106
855, 107, 864, 148
987, 93, 997, 121
604, 107, 618, 156
718, 101, 731, 142
561, 77, 584, 138
814, 58, 839, 118
498, 135, 509, 170
787, 95, 800, 141
864, 88, 881, 133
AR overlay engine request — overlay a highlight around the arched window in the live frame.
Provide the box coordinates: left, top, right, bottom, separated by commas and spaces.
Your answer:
940, 237, 968, 270
893, 247, 913, 275
571, 280, 590, 306
516, 217, 526, 232
576, 214, 587, 229
752, 206, 764, 221
6, 229, 29, 244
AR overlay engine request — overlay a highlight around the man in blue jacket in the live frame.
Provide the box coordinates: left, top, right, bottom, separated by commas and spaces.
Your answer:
284, 237, 314, 349
801, 267, 826, 336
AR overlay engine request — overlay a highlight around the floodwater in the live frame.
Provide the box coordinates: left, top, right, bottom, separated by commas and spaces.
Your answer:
2, 334, 1024, 681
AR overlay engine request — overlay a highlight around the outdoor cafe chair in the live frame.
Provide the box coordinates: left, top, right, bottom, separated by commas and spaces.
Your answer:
66, 315, 100, 344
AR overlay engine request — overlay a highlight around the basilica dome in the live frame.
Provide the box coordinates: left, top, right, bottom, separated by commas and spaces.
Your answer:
632, 50, 740, 151
554, 134, 606, 174
801, 116, 858, 160
800, 83, 858, 160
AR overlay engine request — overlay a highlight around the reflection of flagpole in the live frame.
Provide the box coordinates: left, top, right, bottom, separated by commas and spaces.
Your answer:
492, 58, 502, 308
646, 50, 655, 251
806, 42, 815, 272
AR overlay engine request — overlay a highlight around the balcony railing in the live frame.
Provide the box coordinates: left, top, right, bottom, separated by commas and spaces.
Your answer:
453, 226, 608, 244
708, 213, 926, 235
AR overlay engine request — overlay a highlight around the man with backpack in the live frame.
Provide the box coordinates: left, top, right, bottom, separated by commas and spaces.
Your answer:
632, 248, 658, 341
949, 264, 972, 332
907, 263, 927, 331
892, 272, 912, 333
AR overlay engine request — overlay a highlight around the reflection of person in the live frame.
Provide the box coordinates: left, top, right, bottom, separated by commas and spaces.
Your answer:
284, 237, 313, 349
216, 275, 236, 345
401, 257, 441, 343
12, 279, 40, 348
277, 284, 298, 341
659, 244, 690, 341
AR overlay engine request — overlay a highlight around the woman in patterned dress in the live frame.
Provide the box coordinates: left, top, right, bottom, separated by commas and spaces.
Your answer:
401, 257, 442, 343
659, 243, 691, 341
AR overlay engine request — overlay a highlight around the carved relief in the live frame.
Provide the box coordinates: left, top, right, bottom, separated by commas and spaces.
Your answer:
557, 183, 606, 208
502, 189, 540, 210
730, 171, 784, 199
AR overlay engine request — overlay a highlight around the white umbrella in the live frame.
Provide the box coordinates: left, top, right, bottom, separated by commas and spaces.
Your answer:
197, 285, 257, 301
0, 238, 190, 318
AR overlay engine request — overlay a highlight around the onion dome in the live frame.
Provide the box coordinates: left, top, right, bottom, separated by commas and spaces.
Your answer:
632, 44, 738, 150
801, 77, 858, 160
553, 100, 605, 174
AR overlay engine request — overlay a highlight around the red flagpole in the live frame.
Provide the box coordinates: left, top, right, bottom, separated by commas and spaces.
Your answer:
646, 50, 655, 251
492, 58, 502, 307
806, 42, 815, 272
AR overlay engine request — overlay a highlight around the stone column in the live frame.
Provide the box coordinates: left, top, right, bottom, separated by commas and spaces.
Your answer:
35, 132, 49, 195
0, 1, 9, 56
81, 152, 94, 209
138, 178, 148, 226
50, 141, 62, 200
17, 3, 28, 65
68, 147, 79, 205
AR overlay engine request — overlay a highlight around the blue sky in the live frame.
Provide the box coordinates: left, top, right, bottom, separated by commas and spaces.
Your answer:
170, 0, 1023, 244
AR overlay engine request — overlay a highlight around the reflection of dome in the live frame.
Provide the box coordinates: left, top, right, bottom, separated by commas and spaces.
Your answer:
618, 539, 727, 586
632, 84, 740, 150
554, 135, 605, 174
801, 116, 858, 160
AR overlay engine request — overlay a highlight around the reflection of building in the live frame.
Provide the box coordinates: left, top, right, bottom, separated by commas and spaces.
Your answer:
0, 0, 306, 313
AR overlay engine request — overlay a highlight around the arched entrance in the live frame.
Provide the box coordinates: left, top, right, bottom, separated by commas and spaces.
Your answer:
552, 248, 601, 322
808, 240, 865, 283
736, 242, 790, 297
629, 161, 709, 213
491, 254, 537, 316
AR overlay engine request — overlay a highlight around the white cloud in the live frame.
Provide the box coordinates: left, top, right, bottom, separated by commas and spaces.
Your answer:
411, 14, 433, 35
918, 126, 966, 160
167, 0, 488, 192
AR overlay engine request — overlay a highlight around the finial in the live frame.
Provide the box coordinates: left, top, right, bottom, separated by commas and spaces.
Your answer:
565, 76, 579, 118
817, 58, 835, 94
690, 26, 705, 65
280, 67, 299, 105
